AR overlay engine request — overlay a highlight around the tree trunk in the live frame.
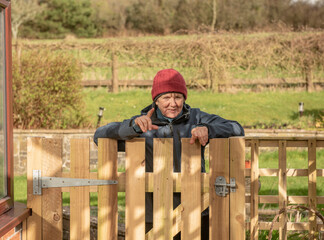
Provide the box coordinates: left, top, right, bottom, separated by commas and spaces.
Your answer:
16, 39, 22, 71
211, 0, 217, 32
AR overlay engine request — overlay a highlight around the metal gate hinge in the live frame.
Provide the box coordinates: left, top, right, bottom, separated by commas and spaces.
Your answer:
214, 176, 236, 197
33, 170, 118, 195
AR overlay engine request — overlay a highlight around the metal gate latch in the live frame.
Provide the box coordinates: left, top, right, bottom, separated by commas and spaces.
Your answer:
33, 170, 118, 195
214, 176, 236, 197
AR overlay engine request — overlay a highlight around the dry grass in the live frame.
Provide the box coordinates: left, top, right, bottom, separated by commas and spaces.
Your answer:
15, 32, 324, 91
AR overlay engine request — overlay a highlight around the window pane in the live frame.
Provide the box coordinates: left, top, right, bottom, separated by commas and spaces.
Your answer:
0, 8, 6, 198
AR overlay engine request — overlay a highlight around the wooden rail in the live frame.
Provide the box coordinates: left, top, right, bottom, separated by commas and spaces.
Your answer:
80, 79, 324, 89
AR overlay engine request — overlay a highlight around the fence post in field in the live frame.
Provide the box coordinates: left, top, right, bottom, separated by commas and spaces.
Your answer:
305, 67, 314, 92
111, 51, 119, 93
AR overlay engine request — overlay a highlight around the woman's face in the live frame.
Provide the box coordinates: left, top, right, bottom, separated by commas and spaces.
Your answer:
155, 92, 185, 118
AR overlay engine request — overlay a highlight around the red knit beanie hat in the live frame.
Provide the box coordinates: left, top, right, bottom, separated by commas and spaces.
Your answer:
151, 69, 187, 101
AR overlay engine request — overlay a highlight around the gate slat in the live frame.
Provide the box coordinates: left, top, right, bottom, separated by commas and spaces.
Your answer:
98, 138, 118, 240
308, 139, 317, 239
279, 140, 287, 240
250, 139, 259, 240
126, 139, 146, 240
181, 139, 201, 240
153, 138, 173, 240
70, 139, 90, 240
42, 138, 63, 239
209, 139, 230, 240
230, 137, 245, 240
27, 137, 43, 240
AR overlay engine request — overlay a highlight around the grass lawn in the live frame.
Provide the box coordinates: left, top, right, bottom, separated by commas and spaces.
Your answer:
84, 88, 324, 130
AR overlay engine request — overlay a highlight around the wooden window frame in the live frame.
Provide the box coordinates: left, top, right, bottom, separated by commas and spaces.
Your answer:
0, 0, 14, 216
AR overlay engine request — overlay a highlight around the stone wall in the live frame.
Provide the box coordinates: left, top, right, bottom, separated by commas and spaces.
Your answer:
13, 129, 324, 176
13, 129, 126, 175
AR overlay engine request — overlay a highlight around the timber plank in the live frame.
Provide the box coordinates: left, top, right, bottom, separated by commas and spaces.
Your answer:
181, 139, 201, 240
42, 138, 63, 240
308, 139, 317, 239
250, 140, 259, 240
246, 195, 324, 204
97, 138, 118, 240
125, 139, 146, 240
209, 138, 229, 240
279, 140, 287, 240
70, 139, 90, 240
153, 138, 173, 240
27, 137, 43, 240
229, 137, 245, 240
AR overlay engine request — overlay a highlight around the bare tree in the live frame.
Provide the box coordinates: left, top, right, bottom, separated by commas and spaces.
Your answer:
211, 0, 217, 31
11, 0, 45, 39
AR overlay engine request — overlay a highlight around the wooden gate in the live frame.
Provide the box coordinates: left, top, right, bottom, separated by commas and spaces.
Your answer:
26, 137, 245, 240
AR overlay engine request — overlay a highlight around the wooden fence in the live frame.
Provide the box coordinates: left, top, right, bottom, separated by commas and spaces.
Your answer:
81, 77, 324, 92
79, 52, 324, 93
245, 136, 324, 240
26, 136, 324, 239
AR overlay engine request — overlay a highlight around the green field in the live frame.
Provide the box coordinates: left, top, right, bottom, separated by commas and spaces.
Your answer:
84, 88, 324, 130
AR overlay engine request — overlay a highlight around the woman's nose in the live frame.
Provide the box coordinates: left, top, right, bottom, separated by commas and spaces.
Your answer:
170, 97, 177, 106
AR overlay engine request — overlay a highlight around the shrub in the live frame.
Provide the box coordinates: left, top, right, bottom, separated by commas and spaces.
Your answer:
172, 0, 213, 32
20, 0, 101, 39
126, 1, 174, 34
12, 50, 90, 129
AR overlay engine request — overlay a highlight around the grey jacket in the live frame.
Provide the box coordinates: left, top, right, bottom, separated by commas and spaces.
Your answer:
94, 103, 244, 222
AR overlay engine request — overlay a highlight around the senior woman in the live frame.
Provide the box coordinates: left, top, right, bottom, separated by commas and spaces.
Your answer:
94, 68, 244, 240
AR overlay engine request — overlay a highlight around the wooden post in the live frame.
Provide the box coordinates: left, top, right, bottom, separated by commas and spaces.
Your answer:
126, 139, 146, 240
98, 138, 118, 240
70, 139, 90, 240
27, 137, 43, 240
181, 139, 201, 240
279, 140, 287, 240
153, 138, 173, 240
229, 137, 245, 240
209, 138, 229, 240
112, 51, 118, 93
250, 140, 259, 240
305, 66, 314, 92
308, 139, 317, 239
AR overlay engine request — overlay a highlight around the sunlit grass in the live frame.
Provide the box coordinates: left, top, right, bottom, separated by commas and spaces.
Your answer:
84, 88, 324, 130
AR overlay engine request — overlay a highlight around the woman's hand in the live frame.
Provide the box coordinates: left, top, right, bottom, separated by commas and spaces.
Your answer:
134, 108, 159, 133
190, 126, 208, 146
